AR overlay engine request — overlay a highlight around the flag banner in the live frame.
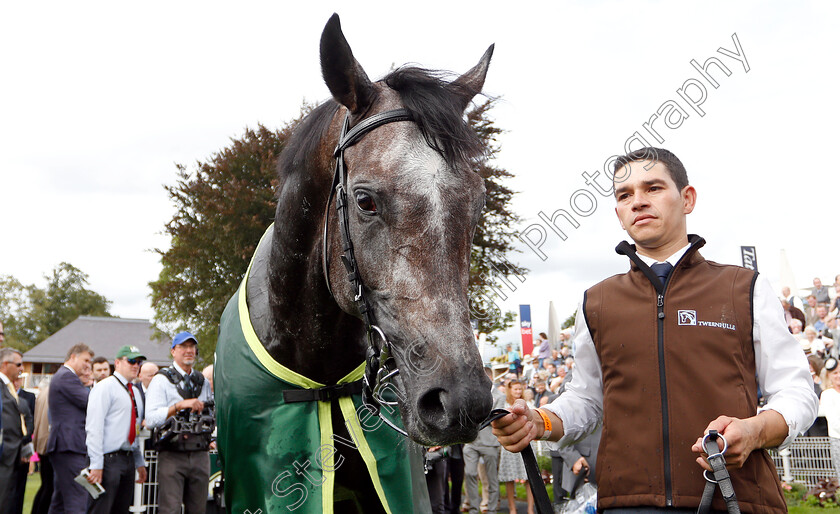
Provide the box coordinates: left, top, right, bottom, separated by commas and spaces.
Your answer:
519, 304, 534, 356
741, 246, 758, 271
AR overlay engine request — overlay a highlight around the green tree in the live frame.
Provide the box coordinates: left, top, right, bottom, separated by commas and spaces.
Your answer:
149, 121, 297, 364
0, 263, 112, 350
151, 100, 524, 361
467, 98, 526, 341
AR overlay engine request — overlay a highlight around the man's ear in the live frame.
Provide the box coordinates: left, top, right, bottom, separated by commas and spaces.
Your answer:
682, 185, 697, 214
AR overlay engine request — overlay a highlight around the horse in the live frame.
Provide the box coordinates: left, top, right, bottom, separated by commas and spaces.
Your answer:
215, 14, 494, 513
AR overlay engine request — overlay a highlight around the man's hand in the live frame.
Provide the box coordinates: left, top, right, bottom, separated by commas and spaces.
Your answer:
177, 398, 204, 412
691, 411, 787, 470
490, 399, 540, 453
87, 468, 103, 484
572, 457, 589, 476
136, 466, 147, 484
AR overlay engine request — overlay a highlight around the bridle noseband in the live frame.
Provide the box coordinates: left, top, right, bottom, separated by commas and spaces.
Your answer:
321, 108, 412, 436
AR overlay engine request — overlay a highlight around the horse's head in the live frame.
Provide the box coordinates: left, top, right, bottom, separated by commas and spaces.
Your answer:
319, 14, 494, 445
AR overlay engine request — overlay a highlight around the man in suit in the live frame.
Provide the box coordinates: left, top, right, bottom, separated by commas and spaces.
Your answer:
5, 375, 36, 514
0, 348, 34, 510
47, 343, 93, 514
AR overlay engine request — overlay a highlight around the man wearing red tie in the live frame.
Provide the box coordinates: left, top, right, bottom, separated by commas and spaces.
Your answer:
85, 345, 148, 513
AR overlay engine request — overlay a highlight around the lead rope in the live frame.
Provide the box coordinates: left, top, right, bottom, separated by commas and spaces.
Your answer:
697, 430, 740, 514
481, 408, 553, 514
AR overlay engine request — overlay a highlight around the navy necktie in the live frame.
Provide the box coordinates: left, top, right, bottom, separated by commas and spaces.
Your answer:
651, 262, 673, 287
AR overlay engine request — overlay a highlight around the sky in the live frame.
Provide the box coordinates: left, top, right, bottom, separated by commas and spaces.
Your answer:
1, 1, 838, 349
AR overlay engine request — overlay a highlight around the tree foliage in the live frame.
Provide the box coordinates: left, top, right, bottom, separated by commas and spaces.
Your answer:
466, 99, 526, 341
151, 100, 524, 362
0, 263, 112, 350
149, 117, 305, 363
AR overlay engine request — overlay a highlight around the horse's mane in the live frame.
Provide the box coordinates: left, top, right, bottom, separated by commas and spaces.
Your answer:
278, 67, 484, 176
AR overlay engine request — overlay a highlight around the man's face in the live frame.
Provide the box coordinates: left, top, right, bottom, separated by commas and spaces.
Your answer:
808, 296, 817, 307
1, 352, 24, 381
115, 357, 142, 381
92, 362, 110, 381
818, 307, 828, 318
815, 278, 823, 289
172, 340, 197, 368
139, 362, 159, 388
535, 382, 546, 393
614, 160, 696, 254
782, 286, 791, 297
80, 363, 93, 386
68, 351, 92, 376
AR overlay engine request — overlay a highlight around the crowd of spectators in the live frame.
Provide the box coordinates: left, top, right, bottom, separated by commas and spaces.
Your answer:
0, 333, 214, 514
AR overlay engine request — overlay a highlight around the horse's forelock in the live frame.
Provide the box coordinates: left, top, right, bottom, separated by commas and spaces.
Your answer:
384, 66, 485, 170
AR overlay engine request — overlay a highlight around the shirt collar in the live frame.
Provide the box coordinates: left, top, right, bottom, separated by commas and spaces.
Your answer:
63, 364, 78, 376
113, 371, 130, 386
0, 372, 11, 385
172, 361, 191, 377
637, 242, 691, 268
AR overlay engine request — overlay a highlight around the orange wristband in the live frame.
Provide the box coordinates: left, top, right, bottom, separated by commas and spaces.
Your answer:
534, 408, 552, 440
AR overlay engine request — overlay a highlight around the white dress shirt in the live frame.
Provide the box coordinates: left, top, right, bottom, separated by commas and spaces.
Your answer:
85, 371, 145, 469
144, 362, 212, 429
543, 245, 819, 450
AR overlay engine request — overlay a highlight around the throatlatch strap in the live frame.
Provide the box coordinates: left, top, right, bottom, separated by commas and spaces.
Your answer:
696, 430, 740, 514
282, 380, 364, 403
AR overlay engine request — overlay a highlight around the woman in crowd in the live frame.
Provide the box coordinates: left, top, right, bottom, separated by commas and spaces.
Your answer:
497, 379, 534, 514
818, 358, 840, 479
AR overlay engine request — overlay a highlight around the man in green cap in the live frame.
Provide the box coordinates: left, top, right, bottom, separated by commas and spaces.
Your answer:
85, 345, 147, 513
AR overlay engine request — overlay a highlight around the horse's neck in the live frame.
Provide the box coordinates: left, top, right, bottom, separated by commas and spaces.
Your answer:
246, 226, 367, 384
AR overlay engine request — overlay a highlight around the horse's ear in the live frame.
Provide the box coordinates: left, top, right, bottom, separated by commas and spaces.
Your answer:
449, 44, 494, 112
320, 14, 376, 115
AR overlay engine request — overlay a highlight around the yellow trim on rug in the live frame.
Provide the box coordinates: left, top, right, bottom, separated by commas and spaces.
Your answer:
338, 397, 393, 514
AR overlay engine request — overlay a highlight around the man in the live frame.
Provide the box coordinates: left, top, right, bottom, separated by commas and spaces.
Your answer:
492, 148, 817, 512
814, 277, 831, 305
86, 346, 147, 513
201, 364, 214, 394
47, 343, 93, 513
146, 331, 212, 514
781, 286, 804, 311
91, 356, 111, 384
0, 348, 34, 509
6, 375, 36, 514
805, 294, 820, 327
463, 365, 503, 514
138, 362, 159, 393
537, 332, 551, 369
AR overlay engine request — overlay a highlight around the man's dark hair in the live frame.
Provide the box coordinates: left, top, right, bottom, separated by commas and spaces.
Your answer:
92, 356, 109, 366
613, 147, 689, 191
65, 343, 93, 362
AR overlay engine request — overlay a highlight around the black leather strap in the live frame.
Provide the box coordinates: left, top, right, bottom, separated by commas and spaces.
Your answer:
481, 408, 553, 514
282, 380, 363, 403
696, 430, 740, 514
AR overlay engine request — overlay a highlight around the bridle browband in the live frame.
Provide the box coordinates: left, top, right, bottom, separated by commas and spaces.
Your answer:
321, 107, 413, 436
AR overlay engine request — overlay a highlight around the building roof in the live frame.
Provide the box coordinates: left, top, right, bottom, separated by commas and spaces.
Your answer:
22, 316, 172, 366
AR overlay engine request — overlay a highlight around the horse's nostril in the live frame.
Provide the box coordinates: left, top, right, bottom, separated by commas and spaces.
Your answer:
417, 387, 447, 424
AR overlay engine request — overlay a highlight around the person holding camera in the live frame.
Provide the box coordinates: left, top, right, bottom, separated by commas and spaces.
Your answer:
145, 331, 212, 514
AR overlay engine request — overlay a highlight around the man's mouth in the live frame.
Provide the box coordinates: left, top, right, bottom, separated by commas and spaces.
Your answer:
633, 214, 655, 225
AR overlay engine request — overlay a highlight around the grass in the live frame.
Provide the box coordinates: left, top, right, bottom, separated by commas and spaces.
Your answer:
24, 470, 42, 513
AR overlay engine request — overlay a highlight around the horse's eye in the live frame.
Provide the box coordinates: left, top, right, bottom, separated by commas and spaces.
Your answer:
355, 192, 377, 214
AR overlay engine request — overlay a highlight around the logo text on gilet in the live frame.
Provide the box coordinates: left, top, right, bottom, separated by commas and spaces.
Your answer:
678, 310, 735, 331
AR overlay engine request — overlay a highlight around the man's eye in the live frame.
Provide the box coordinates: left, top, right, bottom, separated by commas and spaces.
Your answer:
355, 192, 377, 214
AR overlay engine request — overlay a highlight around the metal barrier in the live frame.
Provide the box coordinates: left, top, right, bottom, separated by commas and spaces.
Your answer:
769, 436, 836, 488
130, 431, 221, 513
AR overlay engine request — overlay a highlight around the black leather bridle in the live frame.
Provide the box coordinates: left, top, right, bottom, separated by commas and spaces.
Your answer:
321, 108, 555, 514
321, 108, 413, 436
